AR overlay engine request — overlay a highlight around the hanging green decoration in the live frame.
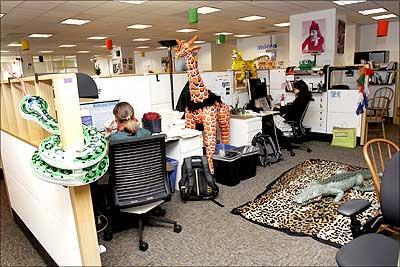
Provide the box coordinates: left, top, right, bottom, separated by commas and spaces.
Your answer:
216, 34, 225, 45
188, 8, 198, 24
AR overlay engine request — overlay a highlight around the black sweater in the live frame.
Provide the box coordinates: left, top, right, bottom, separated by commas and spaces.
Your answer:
280, 95, 313, 122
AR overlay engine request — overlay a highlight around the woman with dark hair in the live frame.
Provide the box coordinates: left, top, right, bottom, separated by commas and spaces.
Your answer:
273, 80, 313, 134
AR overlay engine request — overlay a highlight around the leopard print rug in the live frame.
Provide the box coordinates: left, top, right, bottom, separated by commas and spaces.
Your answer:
231, 159, 379, 247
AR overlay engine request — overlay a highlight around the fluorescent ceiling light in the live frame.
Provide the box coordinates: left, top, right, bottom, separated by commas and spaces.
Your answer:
156, 46, 168, 49
77, 51, 91, 53
358, 8, 387, 15
234, 34, 252, 38
60, 18, 91, 25
87, 36, 107, 40
332, 1, 366, 6
127, 24, 152, 29
214, 32, 232, 35
136, 46, 150, 49
197, 6, 222, 14
65, 56, 75, 59
120, 1, 147, 4
133, 38, 150, 41
29, 33, 53, 38
58, 44, 76, 47
194, 40, 206, 44
372, 14, 398, 20
8, 43, 22, 47
0, 50, 9, 53
238, 15, 266, 22
0, 13, 5, 18
274, 22, 290, 27
176, 28, 198, 33
39, 50, 54, 53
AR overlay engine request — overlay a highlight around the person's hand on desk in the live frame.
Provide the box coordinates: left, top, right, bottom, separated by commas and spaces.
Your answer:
104, 119, 117, 138
273, 104, 281, 111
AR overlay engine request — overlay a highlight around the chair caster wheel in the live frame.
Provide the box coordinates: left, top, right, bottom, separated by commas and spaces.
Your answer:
307, 148, 312, 153
103, 231, 113, 242
158, 209, 166, 217
290, 151, 295, 157
173, 224, 182, 233
139, 241, 148, 251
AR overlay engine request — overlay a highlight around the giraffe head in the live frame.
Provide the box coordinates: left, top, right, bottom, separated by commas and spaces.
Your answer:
175, 35, 202, 59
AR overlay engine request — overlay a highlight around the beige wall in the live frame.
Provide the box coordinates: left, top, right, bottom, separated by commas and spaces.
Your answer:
76, 54, 94, 75
210, 40, 237, 71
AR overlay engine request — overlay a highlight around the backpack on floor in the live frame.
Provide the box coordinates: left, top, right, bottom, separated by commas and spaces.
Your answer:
251, 132, 283, 167
179, 156, 223, 207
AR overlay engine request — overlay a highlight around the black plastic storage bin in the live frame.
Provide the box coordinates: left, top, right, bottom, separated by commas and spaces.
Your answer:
212, 151, 241, 186
236, 145, 259, 180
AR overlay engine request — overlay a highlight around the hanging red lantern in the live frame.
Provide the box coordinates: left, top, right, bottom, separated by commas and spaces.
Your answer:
105, 39, 113, 50
377, 20, 389, 37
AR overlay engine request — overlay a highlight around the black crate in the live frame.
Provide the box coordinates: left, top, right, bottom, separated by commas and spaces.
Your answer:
212, 151, 241, 187
238, 154, 258, 180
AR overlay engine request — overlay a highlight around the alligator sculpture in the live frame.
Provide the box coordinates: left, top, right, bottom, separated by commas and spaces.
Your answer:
294, 169, 374, 205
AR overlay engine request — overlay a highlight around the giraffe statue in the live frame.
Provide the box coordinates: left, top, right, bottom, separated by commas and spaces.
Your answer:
175, 35, 231, 173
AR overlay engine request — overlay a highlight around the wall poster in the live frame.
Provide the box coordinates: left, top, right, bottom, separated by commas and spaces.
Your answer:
302, 19, 326, 54
337, 20, 346, 54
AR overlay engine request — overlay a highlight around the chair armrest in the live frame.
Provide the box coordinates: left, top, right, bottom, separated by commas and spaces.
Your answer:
338, 199, 371, 217
285, 120, 297, 125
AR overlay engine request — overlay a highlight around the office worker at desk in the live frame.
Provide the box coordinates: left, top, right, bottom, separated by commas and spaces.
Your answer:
104, 102, 151, 141
273, 80, 313, 133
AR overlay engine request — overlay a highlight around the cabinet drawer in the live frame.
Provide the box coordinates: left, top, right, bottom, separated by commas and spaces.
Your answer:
179, 136, 203, 154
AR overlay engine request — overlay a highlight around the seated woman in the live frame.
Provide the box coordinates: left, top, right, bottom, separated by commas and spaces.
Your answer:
273, 80, 313, 135
105, 102, 151, 141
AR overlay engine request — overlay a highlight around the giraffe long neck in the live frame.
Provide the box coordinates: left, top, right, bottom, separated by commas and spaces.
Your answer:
184, 53, 209, 103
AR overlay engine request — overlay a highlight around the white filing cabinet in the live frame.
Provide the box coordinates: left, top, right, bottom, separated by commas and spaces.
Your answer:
303, 92, 328, 134
165, 134, 203, 191
229, 116, 262, 147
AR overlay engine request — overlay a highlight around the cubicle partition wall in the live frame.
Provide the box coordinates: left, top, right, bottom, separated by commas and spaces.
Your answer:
1, 75, 100, 266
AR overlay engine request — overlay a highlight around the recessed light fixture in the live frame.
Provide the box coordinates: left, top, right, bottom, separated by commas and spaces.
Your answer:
156, 46, 168, 49
29, 33, 53, 38
234, 34, 252, 38
372, 14, 398, 20
58, 44, 76, 47
133, 38, 151, 41
238, 15, 266, 22
274, 22, 290, 27
194, 40, 206, 44
127, 24, 152, 29
87, 36, 107, 40
214, 32, 232, 35
0, 50, 9, 53
358, 8, 387, 15
60, 18, 91, 25
77, 51, 91, 53
136, 46, 150, 49
8, 43, 22, 47
197, 6, 222, 14
39, 50, 54, 53
332, 1, 366, 6
120, 1, 147, 4
176, 28, 198, 33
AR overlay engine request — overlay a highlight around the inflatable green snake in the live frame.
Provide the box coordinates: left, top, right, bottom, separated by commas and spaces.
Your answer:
20, 95, 109, 186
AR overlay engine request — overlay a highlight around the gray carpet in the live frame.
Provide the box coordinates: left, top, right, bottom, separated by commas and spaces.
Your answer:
0, 124, 398, 266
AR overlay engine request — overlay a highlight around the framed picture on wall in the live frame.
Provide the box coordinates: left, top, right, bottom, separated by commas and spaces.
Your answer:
337, 20, 346, 54
234, 72, 247, 92
302, 19, 326, 54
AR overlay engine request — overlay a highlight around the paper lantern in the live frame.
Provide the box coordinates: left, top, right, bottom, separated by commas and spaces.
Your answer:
377, 20, 389, 37
105, 39, 113, 50
216, 34, 225, 45
21, 39, 30, 51
188, 8, 198, 24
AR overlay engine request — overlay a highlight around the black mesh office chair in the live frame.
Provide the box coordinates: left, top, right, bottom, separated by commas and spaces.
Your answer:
104, 134, 182, 251
282, 101, 312, 156
335, 152, 399, 266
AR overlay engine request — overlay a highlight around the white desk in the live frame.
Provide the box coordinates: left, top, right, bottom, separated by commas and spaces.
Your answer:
165, 131, 203, 191
229, 116, 263, 147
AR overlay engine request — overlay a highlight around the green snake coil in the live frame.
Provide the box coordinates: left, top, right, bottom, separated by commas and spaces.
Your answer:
20, 95, 109, 186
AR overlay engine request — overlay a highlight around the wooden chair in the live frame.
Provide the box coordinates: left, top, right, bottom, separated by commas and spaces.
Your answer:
365, 96, 390, 140
374, 87, 394, 119
363, 138, 400, 236
363, 138, 399, 201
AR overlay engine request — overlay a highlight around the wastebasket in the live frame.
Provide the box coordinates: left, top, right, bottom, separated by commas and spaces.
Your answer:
212, 150, 241, 186
166, 157, 178, 193
236, 145, 259, 180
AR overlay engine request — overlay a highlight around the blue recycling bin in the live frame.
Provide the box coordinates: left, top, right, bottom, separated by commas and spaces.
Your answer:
166, 157, 178, 193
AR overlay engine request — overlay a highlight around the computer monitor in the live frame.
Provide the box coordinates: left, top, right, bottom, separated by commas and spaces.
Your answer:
80, 100, 119, 132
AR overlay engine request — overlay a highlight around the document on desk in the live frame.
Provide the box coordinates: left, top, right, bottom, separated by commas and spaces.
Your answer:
166, 128, 202, 139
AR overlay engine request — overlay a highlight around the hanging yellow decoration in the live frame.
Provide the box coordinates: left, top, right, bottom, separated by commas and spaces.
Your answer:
21, 39, 30, 51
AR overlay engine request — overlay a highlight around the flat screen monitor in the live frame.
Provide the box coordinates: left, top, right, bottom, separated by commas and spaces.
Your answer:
80, 100, 119, 132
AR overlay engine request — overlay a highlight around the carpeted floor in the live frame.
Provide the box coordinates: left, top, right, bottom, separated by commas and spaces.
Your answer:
1, 124, 398, 266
